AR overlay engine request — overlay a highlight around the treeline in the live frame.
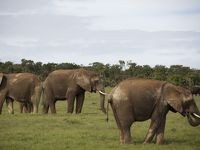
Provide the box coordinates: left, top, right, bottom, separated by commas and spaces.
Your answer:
0, 59, 200, 87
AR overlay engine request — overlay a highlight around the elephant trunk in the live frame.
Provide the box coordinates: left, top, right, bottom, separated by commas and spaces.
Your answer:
99, 91, 106, 114
97, 83, 106, 114
187, 112, 200, 127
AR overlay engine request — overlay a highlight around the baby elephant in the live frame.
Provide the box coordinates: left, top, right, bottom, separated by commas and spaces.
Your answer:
108, 78, 200, 144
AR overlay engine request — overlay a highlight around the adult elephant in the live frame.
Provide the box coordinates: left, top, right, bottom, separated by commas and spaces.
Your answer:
108, 78, 200, 144
42, 69, 106, 114
191, 85, 200, 95
0, 73, 42, 114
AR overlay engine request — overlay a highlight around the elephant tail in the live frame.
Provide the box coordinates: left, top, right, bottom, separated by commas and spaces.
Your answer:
38, 82, 43, 105
106, 94, 112, 122
32, 82, 43, 105
106, 98, 109, 122
105, 94, 111, 120
40, 82, 45, 106
40, 81, 51, 114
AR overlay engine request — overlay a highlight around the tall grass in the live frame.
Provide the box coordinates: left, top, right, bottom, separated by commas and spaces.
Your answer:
0, 89, 199, 150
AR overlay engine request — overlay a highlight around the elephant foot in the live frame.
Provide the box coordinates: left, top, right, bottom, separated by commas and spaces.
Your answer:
121, 140, 132, 144
143, 141, 150, 144
156, 139, 165, 145
120, 137, 132, 144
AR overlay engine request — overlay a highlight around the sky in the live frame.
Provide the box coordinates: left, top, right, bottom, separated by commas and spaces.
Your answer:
0, 0, 200, 69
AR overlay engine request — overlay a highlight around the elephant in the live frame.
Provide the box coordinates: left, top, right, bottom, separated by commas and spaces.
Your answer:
0, 73, 42, 114
107, 78, 200, 144
42, 68, 106, 114
191, 86, 200, 95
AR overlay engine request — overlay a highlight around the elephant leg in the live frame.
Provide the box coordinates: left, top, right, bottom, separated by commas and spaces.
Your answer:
43, 104, 49, 114
155, 116, 166, 144
21, 103, 28, 113
49, 101, 56, 114
42, 93, 49, 114
120, 130, 125, 144
6, 98, 14, 114
120, 126, 132, 144
143, 119, 159, 143
144, 106, 167, 144
42, 91, 53, 114
33, 105, 38, 114
22, 103, 29, 113
22, 102, 32, 113
67, 92, 76, 113
19, 103, 23, 113
20, 102, 29, 113
112, 103, 134, 144
75, 93, 85, 114
29, 102, 33, 113
0, 92, 6, 114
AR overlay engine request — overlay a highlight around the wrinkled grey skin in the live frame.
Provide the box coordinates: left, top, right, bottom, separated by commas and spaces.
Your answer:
42, 69, 106, 114
108, 78, 200, 144
0, 73, 42, 114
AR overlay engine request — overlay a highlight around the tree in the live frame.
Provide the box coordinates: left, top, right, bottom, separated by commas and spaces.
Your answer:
153, 65, 168, 81
21, 59, 35, 73
141, 65, 153, 78
3, 61, 14, 73
167, 65, 191, 86
0, 59, 199, 87
119, 60, 125, 70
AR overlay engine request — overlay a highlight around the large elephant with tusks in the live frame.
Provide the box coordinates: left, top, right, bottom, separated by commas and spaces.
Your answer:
42, 69, 106, 114
108, 78, 200, 144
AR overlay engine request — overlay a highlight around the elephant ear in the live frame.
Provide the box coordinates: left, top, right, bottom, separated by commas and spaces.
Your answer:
0, 73, 4, 86
164, 83, 183, 113
76, 70, 91, 92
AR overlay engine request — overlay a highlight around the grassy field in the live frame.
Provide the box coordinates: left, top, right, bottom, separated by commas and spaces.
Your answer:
0, 88, 200, 150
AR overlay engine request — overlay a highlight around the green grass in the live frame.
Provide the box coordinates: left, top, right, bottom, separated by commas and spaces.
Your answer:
0, 89, 200, 150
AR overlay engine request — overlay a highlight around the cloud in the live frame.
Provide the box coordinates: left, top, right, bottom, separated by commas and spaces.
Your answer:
1, 0, 200, 31
0, 0, 200, 68
0, 37, 38, 47
52, 0, 200, 17
1, 30, 199, 66
51, 0, 200, 31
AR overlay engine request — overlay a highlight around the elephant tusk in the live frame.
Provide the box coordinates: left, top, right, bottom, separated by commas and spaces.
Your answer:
193, 113, 200, 119
98, 90, 108, 95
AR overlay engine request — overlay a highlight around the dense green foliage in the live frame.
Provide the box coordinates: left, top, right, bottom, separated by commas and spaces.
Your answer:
0, 59, 200, 87
0, 90, 200, 150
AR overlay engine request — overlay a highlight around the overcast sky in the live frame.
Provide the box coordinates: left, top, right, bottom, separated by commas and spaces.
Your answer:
0, 0, 200, 68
